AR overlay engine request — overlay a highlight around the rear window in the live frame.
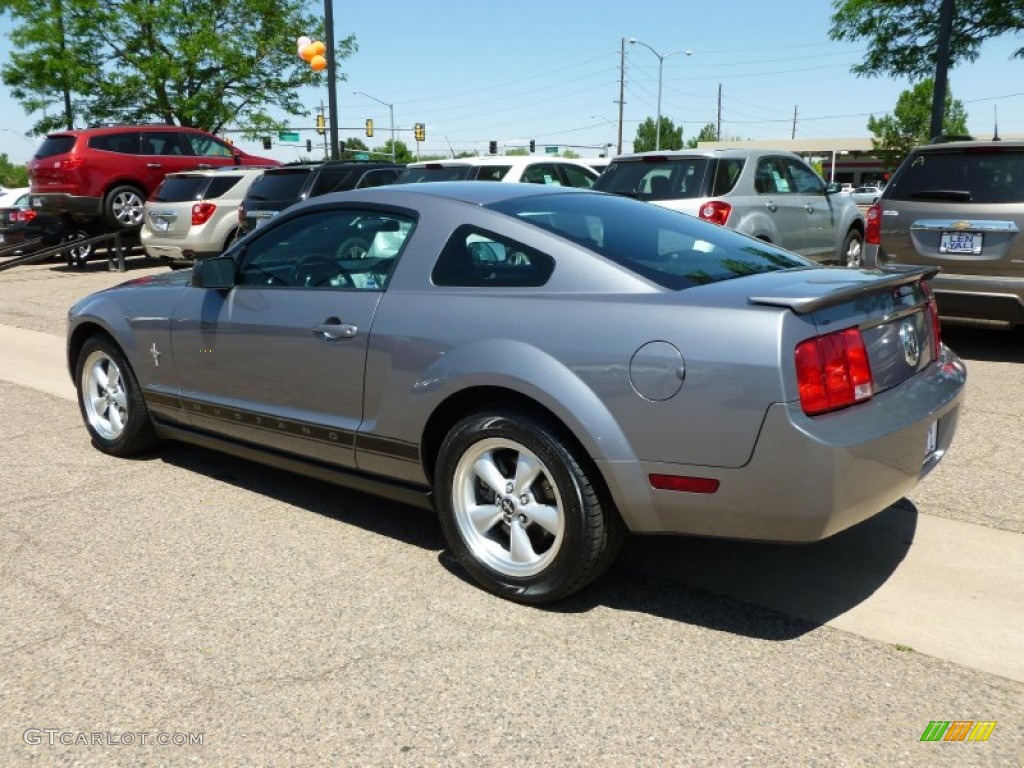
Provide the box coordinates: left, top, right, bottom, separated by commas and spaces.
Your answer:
151, 176, 208, 202
395, 166, 474, 183
246, 169, 313, 200
593, 157, 712, 200
887, 149, 1024, 204
488, 191, 809, 290
34, 135, 78, 159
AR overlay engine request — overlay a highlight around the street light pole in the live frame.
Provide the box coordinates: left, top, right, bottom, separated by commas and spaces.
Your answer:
628, 38, 692, 151
354, 91, 395, 161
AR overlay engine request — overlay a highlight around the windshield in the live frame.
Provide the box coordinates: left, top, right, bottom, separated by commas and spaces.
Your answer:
488, 192, 810, 290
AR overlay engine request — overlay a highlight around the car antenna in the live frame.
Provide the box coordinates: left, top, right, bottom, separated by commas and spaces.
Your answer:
445, 135, 456, 159
993, 105, 1001, 141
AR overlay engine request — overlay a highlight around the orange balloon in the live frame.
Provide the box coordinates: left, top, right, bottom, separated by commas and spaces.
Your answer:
310, 55, 327, 72
310, 41, 326, 56
299, 44, 313, 61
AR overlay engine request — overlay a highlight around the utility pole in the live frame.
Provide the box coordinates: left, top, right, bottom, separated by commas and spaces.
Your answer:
791, 105, 798, 139
716, 83, 722, 141
323, 0, 340, 160
616, 37, 626, 156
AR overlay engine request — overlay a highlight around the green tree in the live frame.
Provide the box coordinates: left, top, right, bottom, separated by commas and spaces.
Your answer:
506, 147, 529, 156
830, 0, 1024, 80
340, 137, 369, 160
1, 0, 356, 136
632, 116, 684, 152
560, 149, 580, 159
685, 122, 718, 149
867, 79, 969, 170
371, 139, 416, 165
0, 154, 30, 187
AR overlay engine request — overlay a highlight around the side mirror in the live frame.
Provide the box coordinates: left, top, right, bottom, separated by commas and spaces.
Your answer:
233, 148, 243, 166
824, 182, 840, 195
192, 256, 236, 290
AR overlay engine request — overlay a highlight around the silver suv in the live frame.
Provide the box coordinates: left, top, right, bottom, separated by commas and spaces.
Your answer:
593, 149, 866, 266
864, 139, 1024, 327
141, 167, 271, 266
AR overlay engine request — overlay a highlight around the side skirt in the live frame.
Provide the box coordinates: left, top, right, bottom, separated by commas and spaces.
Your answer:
153, 421, 435, 512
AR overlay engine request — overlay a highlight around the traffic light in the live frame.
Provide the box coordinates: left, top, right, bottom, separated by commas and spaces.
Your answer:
414, 123, 425, 142
338, 141, 345, 156
489, 140, 497, 155
306, 139, 313, 152
316, 114, 325, 135
529, 139, 535, 153
262, 136, 271, 150
365, 119, 374, 137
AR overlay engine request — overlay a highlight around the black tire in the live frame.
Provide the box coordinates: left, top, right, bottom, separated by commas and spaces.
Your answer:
103, 185, 146, 229
64, 229, 94, 268
434, 410, 624, 604
843, 228, 864, 268
75, 336, 158, 456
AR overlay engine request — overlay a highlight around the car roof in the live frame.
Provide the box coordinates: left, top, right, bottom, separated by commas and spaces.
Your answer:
611, 148, 803, 161
264, 161, 402, 173
45, 124, 225, 137
302, 179, 591, 209
911, 139, 1024, 153
406, 155, 595, 168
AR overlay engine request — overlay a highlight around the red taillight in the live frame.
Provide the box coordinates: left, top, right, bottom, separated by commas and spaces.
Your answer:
865, 203, 881, 245
13, 210, 37, 223
649, 474, 720, 494
698, 200, 732, 226
237, 204, 244, 226
921, 280, 942, 359
795, 327, 874, 416
58, 156, 85, 171
191, 202, 216, 226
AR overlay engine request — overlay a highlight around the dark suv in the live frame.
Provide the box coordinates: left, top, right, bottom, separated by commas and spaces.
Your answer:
237, 161, 403, 234
27, 124, 278, 230
864, 139, 1024, 327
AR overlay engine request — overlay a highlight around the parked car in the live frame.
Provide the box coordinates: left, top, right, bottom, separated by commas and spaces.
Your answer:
864, 139, 1024, 327
141, 167, 273, 267
237, 161, 402, 235
27, 124, 278, 231
849, 185, 884, 206
593, 149, 866, 266
67, 183, 965, 603
0, 187, 32, 248
395, 155, 599, 187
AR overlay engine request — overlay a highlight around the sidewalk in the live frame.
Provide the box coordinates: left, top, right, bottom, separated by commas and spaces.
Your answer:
3, 320, 1022, 682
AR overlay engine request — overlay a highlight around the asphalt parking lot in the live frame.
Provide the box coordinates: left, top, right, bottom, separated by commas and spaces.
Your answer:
0, 254, 1021, 766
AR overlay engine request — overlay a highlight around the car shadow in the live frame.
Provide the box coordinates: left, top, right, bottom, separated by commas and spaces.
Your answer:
942, 323, 1024, 363
156, 442, 917, 641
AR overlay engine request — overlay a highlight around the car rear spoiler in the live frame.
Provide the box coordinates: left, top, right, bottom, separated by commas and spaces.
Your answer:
747, 266, 940, 315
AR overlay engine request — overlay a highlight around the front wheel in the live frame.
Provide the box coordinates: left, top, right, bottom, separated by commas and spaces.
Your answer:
435, 410, 624, 603
75, 336, 158, 456
842, 228, 864, 268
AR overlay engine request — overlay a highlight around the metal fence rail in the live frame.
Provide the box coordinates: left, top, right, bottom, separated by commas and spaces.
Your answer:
0, 231, 128, 273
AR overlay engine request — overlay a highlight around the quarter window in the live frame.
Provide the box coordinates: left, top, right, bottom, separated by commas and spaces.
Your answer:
433, 226, 555, 287
183, 134, 234, 158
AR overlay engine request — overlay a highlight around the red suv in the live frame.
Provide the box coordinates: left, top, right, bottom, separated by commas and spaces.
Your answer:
28, 124, 278, 230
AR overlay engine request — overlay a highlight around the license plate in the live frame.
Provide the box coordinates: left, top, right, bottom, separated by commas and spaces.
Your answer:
150, 216, 171, 232
939, 231, 982, 254
926, 420, 938, 456
252, 211, 276, 228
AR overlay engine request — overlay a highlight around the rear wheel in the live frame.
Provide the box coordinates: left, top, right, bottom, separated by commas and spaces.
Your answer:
75, 336, 158, 456
64, 228, 94, 268
843, 228, 864, 268
104, 185, 146, 229
435, 410, 624, 603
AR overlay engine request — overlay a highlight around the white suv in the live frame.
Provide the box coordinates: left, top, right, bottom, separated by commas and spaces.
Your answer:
594, 149, 866, 266
141, 167, 272, 266
395, 155, 599, 187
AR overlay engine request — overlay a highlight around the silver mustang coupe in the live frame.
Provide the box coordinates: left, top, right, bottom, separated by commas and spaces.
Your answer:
67, 182, 966, 603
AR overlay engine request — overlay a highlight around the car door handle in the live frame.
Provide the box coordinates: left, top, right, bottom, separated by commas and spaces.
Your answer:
196, 164, 212, 169
311, 317, 357, 341
805, 204, 815, 213
146, 163, 162, 169
765, 201, 777, 212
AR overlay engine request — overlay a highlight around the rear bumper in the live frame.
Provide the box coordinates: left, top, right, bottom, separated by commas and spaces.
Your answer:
599, 346, 967, 541
29, 192, 102, 220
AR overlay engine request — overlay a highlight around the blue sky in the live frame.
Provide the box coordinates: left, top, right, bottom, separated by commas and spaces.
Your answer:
1, 0, 1021, 166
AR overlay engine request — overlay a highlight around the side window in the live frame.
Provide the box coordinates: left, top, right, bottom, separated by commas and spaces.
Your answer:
472, 165, 511, 181
204, 176, 243, 198
89, 132, 139, 154
785, 158, 824, 194
521, 164, 562, 185
236, 209, 413, 291
755, 157, 791, 194
711, 159, 745, 196
182, 133, 234, 158
558, 164, 596, 188
140, 131, 188, 156
432, 225, 555, 287
358, 169, 400, 188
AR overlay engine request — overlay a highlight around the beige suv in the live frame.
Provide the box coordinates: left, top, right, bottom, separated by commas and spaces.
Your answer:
141, 167, 271, 266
